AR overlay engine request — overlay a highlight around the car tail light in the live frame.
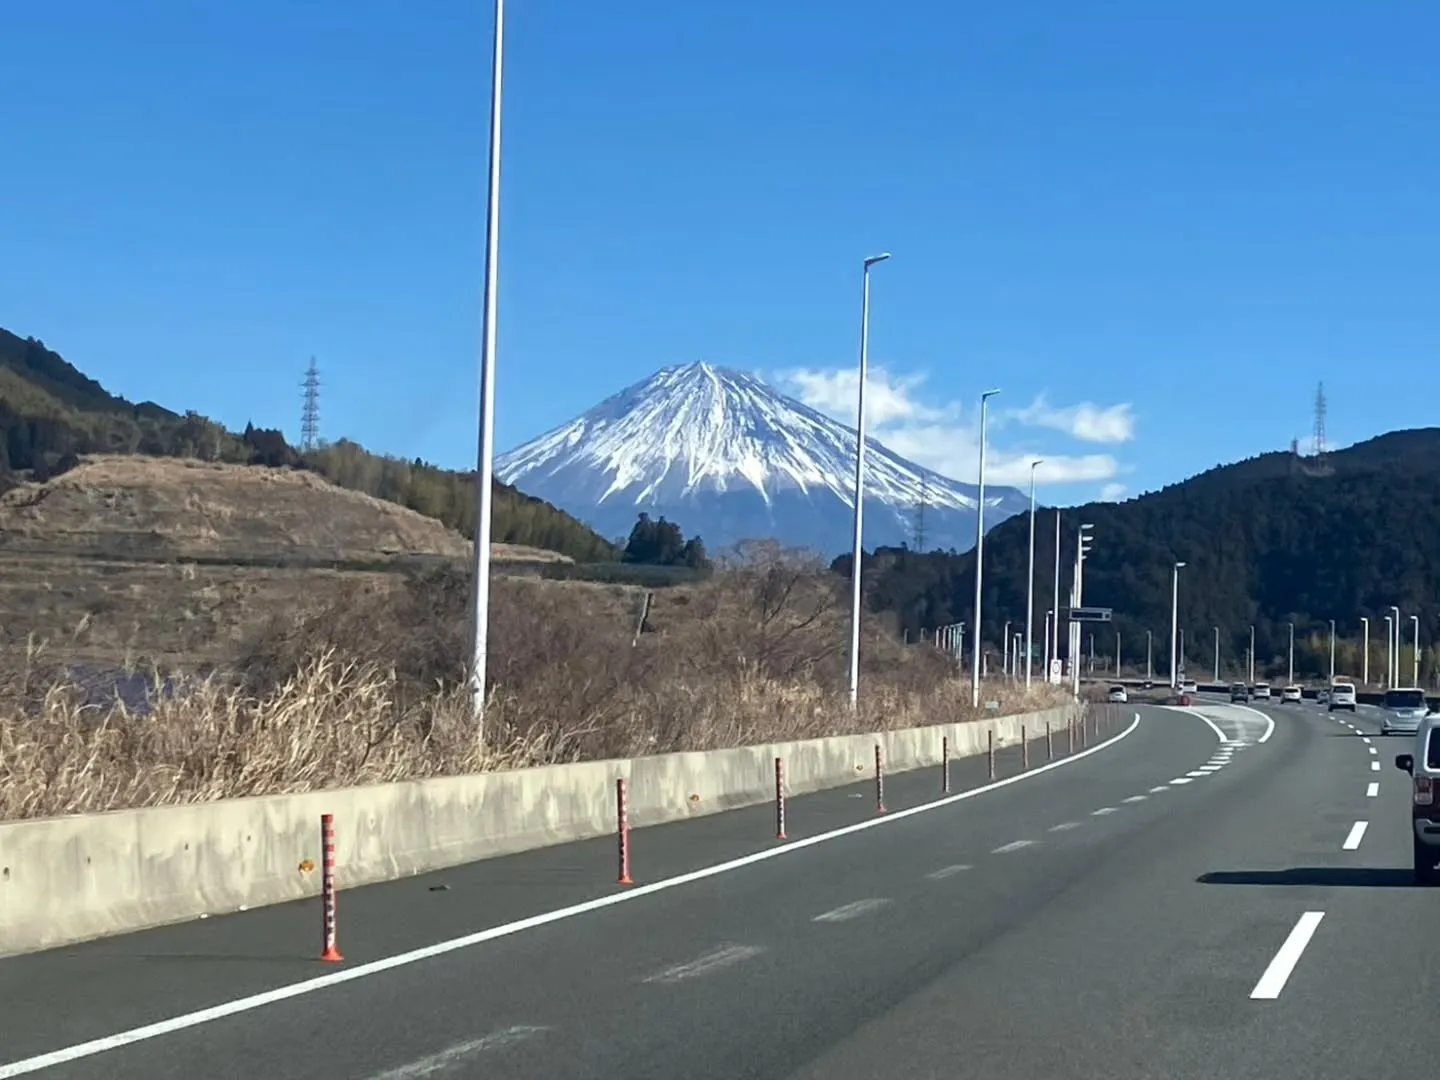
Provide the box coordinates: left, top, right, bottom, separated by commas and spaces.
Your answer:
1416, 777, 1434, 806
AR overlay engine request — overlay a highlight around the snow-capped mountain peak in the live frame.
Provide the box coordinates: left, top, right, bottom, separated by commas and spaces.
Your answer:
496, 362, 1028, 553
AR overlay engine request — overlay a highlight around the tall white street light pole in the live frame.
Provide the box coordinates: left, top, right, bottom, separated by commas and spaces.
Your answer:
1413, 614, 1421, 686
1249, 624, 1256, 684
845, 253, 891, 709
469, 0, 508, 737
1390, 605, 1401, 687
1050, 510, 1062, 676
1213, 626, 1219, 682
1288, 622, 1294, 684
1386, 615, 1395, 688
1328, 619, 1336, 683
1361, 616, 1370, 686
1169, 561, 1185, 688
970, 388, 1002, 709
1024, 460, 1044, 688
1070, 523, 1094, 694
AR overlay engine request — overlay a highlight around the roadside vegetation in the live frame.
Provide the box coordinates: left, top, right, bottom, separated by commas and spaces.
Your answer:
0, 543, 1072, 821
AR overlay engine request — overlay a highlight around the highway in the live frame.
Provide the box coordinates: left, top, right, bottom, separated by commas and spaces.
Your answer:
0, 694, 1422, 1079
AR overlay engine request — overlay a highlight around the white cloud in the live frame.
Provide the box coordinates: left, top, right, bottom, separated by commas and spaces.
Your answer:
1008, 396, 1136, 444
1099, 482, 1128, 502
776, 366, 1131, 488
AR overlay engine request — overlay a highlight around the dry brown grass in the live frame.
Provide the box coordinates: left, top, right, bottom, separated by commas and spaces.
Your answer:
0, 546, 1074, 821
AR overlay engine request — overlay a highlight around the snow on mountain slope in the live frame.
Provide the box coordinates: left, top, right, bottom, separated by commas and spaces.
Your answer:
496, 363, 1030, 554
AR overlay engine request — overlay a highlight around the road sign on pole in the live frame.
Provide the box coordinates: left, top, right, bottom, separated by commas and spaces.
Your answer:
1066, 607, 1113, 623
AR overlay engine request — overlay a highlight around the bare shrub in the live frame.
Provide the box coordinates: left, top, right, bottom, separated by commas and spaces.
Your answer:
0, 545, 1076, 820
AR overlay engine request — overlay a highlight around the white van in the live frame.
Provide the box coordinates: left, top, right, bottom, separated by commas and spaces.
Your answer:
1381, 687, 1431, 736
1329, 681, 1357, 712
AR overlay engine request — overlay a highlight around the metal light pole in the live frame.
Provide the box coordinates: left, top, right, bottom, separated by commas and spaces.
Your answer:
468, 0, 508, 735
1002, 619, 1012, 678
1024, 460, 1044, 688
1385, 615, 1395, 688
1070, 523, 1095, 694
1413, 614, 1421, 686
1287, 622, 1294, 684
1043, 611, 1052, 678
970, 388, 1001, 709
1361, 616, 1370, 686
1115, 630, 1121, 676
1051, 511, 1062, 673
1146, 629, 1153, 681
1169, 561, 1185, 689
845, 253, 891, 708
1248, 624, 1256, 683
1390, 605, 1401, 686
1328, 619, 1336, 682
1213, 626, 1219, 682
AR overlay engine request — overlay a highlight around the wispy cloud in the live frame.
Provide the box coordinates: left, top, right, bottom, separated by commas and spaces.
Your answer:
1007, 397, 1136, 444
1099, 482, 1128, 502
776, 366, 1133, 488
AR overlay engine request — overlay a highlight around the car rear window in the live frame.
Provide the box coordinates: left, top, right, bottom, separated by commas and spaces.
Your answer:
1385, 689, 1427, 710
1333, 684, 1355, 695
1426, 729, 1440, 770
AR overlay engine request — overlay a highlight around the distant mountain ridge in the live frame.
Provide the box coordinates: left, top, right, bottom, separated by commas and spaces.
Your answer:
497, 362, 1031, 555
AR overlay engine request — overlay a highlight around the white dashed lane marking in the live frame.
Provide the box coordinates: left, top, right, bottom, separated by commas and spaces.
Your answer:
1342, 821, 1368, 851
924, 865, 970, 881
1251, 912, 1325, 1000
992, 840, 1035, 854
1048, 822, 1081, 833
1367, 782, 1379, 798
813, 899, 891, 923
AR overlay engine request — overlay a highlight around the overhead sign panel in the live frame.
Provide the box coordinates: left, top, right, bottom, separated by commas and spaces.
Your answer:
1067, 606, 1113, 622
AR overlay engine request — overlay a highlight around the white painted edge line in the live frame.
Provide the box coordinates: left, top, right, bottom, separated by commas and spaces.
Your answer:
1228, 702, 1277, 743
992, 839, 1036, 853
642, 943, 764, 981
0, 710, 1144, 1079
813, 899, 891, 923
1342, 821, 1368, 851
366, 1026, 550, 1080
1371, 761, 1380, 772
1366, 782, 1379, 798
1250, 911, 1325, 1000
1166, 705, 1227, 742
925, 864, 971, 880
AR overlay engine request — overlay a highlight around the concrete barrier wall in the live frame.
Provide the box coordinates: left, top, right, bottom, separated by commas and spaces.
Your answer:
0, 703, 1080, 957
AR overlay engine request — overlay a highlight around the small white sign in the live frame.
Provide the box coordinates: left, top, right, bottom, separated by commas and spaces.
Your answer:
1049, 659, 1063, 685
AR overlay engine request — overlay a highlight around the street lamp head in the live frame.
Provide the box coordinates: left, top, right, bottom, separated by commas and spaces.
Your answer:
863, 253, 892, 269
1081, 522, 1095, 530
1174, 561, 1186, 569
981, 388, 1002, 402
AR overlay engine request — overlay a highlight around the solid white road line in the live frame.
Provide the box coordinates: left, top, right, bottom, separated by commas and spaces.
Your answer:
813, 899, 891, 923
1250, 912, 1325, 1000
1229, 702, 1277, 743
643, 943, 764, 981
1367, 782, 1379, 798
1342, 821, 1369, 851
924, 864, 971, 880
1048, 822, 1081, 832
366, 1026, 550, 1080
992, 839, 1035, 853
0, 711, 1144, 1079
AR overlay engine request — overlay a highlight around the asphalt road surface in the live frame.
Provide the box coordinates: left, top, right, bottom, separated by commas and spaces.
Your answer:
0, 694, 1422, 1080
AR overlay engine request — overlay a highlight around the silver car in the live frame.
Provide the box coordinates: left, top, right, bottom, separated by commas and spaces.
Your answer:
1382, 688, 1431, 736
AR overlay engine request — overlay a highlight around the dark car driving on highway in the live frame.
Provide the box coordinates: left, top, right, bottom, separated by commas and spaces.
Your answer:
1229, 682, 1249, 702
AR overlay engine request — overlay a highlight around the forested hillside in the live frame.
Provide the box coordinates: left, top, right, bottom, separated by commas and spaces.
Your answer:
0, 329, 619, 562
840, 435, 1440, 679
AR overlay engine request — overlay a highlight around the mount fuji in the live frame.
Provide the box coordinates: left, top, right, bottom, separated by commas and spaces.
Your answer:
495, 363, 1032, 556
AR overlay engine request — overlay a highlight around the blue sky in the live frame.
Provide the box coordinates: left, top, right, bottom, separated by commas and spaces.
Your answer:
4, 0, 1438, 505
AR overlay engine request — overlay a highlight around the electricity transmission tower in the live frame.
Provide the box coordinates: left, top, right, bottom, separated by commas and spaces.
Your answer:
300, 358, 321, 452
